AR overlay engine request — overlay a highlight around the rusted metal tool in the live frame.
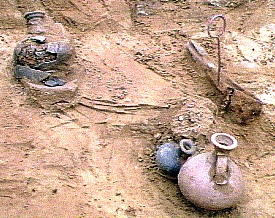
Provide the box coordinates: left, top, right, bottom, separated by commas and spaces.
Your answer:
185, 15, 263, 124
207, 14, 226, 85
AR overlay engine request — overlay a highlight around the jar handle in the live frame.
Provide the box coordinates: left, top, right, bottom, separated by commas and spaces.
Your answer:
214, 153, 229, 185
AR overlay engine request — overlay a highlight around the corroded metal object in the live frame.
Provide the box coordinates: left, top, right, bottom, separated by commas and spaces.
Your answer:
13, 11, 74, 81
186, 15, 262, 124
178, 133, 244, 210
13, 65, 51, 83
207, 14, 226, 85
156, 139, 196, 178
14, 40, 73, 71
14, 11, 74, 73
186, 40, 262, 124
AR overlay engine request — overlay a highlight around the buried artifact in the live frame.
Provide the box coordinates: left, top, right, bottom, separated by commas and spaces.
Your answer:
186, 15, 262, 123
12, 11, 78, 110
155, 139, 196, 178
155, 133, 244, 210
177, 133, 244, 210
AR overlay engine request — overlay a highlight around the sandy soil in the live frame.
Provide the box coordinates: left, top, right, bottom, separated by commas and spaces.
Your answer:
0, 0, 274, 217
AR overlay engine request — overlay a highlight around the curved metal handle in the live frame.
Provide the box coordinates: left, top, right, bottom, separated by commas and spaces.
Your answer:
207, 14, 226, 38
207, 14, 226, 85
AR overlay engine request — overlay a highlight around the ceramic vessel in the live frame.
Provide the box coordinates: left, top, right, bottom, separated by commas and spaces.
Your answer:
24, 11, 46, 34
178, 133, 244, 210
156, 139, 196, 178
13, 11, 74, 82
12, 11, 78, 110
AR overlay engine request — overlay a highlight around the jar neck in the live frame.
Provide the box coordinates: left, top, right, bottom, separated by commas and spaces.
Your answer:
211, 133, 238, 185
24, 11, 46, 34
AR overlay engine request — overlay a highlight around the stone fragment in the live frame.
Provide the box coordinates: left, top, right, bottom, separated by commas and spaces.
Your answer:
43, 77, 65, 87
13, 65, 51, 83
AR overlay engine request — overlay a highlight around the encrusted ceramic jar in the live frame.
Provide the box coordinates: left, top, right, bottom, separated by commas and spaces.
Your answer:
13, 11, 74, 79
12, 11, 78, 110
178, 133, 244, 210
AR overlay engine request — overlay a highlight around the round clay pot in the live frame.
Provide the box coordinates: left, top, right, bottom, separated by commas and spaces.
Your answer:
156, 142, 184, 177
178, 133, 244, 210
156, 139, 196, 178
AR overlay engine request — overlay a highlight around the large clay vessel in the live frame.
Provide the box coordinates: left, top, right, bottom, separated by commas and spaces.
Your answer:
178, 133, 244, 210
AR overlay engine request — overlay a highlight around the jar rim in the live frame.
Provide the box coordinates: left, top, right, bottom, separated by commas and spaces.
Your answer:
211, 133, 238, 150
24, 11, 45, 20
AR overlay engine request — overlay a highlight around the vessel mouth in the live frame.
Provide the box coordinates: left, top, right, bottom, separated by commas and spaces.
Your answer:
24, 11, 45, 20
211, 133, 237, 150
